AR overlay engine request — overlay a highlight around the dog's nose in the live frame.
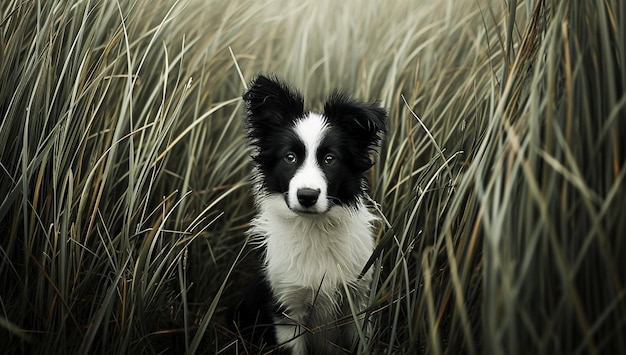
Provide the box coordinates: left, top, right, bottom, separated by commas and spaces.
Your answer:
297, 188, 320, 208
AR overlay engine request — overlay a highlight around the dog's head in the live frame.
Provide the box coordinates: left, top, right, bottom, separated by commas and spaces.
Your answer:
243, 74, 386, 214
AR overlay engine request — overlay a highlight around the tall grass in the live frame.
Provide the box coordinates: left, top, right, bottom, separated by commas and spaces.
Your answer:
1, 0, 624, 354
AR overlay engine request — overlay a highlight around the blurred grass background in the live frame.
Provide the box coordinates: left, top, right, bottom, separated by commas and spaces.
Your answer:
0, 0, 624, 353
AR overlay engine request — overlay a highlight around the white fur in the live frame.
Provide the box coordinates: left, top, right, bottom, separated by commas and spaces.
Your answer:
248, 112, 377, 354
287, 114, 330, 213
249, 195, 375, 354
252, 195, 375, 296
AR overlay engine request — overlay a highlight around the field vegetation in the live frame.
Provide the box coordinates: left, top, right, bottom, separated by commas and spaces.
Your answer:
1, 0, 624, 353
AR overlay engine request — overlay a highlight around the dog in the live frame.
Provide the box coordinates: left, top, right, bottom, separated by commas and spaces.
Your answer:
241, 74, 386, 354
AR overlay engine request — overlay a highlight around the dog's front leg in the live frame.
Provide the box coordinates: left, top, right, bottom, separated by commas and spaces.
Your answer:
274, 312, 308, 355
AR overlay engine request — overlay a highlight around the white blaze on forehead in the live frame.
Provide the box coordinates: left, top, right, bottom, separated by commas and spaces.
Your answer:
293, 112, 328, 149
288, 113, 330, 212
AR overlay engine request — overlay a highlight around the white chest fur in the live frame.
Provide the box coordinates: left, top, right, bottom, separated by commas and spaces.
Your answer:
249, 195, 376, 307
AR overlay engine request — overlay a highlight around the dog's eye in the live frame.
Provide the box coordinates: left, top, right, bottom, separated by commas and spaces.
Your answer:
323, 154, 336, 165
284, 152, 297, 164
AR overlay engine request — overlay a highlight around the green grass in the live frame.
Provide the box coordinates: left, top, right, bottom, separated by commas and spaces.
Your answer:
1, 0, 624, 353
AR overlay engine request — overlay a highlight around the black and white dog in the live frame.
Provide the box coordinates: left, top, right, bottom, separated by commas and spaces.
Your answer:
242, 74, 386, 354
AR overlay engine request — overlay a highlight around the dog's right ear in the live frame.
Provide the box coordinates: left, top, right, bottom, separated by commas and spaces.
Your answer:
243, 74, 305, 129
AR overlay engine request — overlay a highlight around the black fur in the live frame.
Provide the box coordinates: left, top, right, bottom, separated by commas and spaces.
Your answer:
243, 74, 387, 207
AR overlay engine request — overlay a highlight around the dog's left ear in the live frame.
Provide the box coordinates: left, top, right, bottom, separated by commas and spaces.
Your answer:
323, 91, 387, 149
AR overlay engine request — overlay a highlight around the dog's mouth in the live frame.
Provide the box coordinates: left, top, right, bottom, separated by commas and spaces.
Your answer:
287, 202, 327, 215
291, 207, 325, 215
283, 193, 331, 215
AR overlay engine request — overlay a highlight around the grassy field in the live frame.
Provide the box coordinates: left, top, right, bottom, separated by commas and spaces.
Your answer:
1, 0, 624, 353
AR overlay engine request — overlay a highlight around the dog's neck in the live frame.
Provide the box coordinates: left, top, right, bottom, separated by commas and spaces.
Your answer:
249, 195, 376, 297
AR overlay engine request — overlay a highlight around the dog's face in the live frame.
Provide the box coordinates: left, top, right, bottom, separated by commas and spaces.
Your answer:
243, 75, 386, 214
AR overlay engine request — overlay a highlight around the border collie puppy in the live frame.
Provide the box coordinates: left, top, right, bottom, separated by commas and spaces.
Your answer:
243, 74, 386, 354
